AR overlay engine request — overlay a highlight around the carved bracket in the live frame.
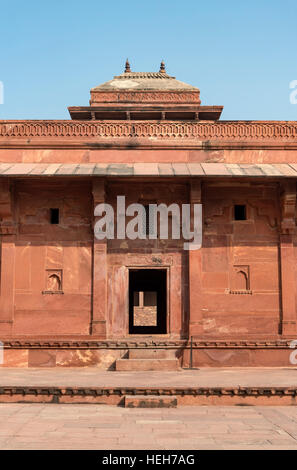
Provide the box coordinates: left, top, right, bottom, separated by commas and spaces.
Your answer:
247, 200, 278, 229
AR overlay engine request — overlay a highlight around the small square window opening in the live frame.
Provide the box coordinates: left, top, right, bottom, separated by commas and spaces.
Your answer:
234, 205, 246, 221
50, 208, 60, 224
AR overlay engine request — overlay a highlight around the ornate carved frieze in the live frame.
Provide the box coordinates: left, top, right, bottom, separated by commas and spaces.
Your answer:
91, 91, 201, 103
1, 121, 297, 140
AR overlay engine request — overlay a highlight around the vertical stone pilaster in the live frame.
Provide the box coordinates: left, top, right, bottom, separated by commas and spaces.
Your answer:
188, 180, 203, 337
91, 179, 107, 337
0, 180, 16, 334
280, 181, 297, 336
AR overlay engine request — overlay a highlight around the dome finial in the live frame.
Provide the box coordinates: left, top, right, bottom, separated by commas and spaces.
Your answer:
125, 58, 131, 73
159, 60, 166, 73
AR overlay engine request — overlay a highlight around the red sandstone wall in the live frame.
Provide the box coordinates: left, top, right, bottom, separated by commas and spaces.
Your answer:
1, 148, 297, 164
13, 180, 92, 335
0, 178, 283, 339
201, 182, 280, 336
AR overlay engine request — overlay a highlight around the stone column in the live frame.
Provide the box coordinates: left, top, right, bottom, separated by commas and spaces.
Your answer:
0, 180, 16, 335
280, 181, 297, 336
188, 180, 203, 337
91, 179, 107, 337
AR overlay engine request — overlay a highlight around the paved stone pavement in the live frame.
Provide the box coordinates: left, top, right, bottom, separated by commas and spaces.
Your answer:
1, 404, 297, 449
0, 367, 297, 388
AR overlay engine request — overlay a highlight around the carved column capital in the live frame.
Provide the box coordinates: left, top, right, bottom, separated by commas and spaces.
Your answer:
92, 178, 106, 204
0, 180, 16, 236
280, 181, 296, 235
190, 179, 202, 204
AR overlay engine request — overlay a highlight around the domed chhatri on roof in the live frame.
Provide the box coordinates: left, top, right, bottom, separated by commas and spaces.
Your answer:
68, 61, 223, 121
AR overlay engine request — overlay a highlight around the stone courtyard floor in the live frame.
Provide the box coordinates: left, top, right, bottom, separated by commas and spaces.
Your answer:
0, 368, 297, 449
0, 367, 297, 387
0, 404, 297, 449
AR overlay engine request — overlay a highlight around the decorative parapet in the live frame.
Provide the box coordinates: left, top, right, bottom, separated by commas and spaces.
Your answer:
0, 121, 297, 140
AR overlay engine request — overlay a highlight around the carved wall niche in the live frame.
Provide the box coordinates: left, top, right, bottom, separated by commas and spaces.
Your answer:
229, 265, 252, 295
42, 269, 63, 295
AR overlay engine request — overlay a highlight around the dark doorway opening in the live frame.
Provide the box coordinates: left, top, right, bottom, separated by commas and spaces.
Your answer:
129, 269, 167, 335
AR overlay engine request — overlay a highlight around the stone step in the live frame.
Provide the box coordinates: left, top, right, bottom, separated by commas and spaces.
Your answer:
129, 349, 176, 360
124, 395, 177, 408
115, 358, 179, 371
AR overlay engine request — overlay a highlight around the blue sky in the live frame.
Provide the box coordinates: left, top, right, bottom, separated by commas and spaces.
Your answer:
0, 0, 296, 120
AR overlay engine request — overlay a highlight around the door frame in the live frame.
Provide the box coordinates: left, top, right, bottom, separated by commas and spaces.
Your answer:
126, 265, 170, 336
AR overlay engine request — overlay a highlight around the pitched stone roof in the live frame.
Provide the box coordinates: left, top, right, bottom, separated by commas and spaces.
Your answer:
91, 71, 199, 92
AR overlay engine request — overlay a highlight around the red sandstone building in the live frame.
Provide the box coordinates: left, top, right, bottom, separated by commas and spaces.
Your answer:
0, 61, 297, 369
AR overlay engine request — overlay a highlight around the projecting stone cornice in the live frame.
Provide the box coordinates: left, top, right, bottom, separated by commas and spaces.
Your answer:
0, 120, 297, 150
0, 162, 296, 177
